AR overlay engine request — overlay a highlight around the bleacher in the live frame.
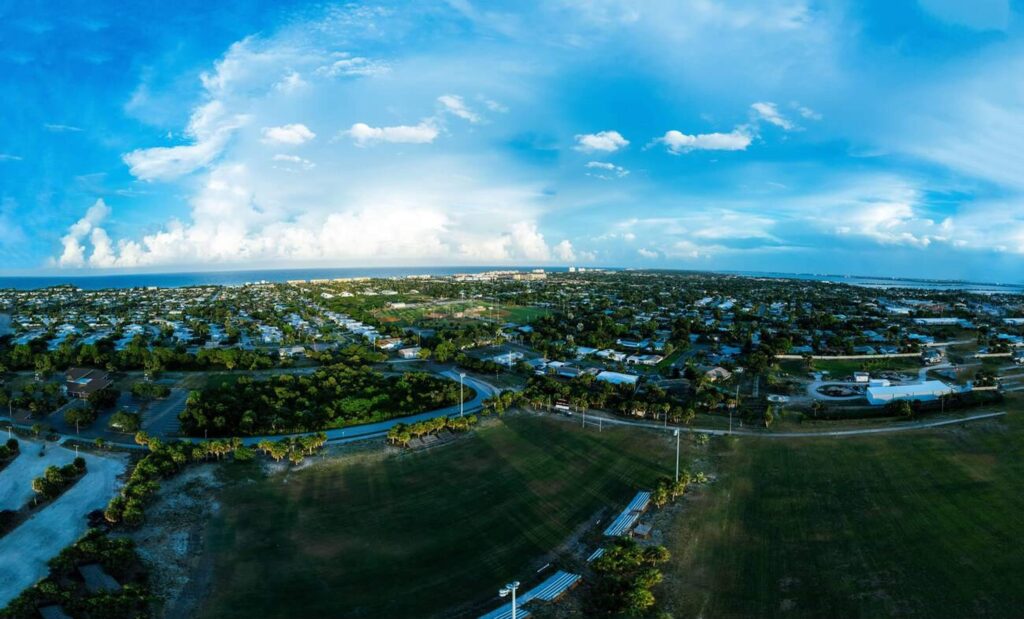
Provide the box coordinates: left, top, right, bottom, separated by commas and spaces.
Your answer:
478, 570, 582, 619
602, 491, 651, 537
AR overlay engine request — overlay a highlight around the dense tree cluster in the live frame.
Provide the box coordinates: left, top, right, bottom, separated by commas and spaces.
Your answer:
385, 415, 478, 447
524, 375, 697, 424
0, 529, 151, 619
255, 433, 327, 464
179, 364, 466, 437
31, 458, 86, 501
589, 538, 671, 617
0, 437, 18, 469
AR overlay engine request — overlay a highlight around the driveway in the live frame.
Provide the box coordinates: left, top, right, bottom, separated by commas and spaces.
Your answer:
0, 441, 127, 607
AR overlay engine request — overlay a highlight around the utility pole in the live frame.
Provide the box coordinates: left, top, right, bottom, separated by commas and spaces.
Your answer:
674, 429, 680, 482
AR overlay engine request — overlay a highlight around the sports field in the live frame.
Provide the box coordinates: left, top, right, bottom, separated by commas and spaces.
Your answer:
197, 415, 675, 619
661, 401, 1024, 618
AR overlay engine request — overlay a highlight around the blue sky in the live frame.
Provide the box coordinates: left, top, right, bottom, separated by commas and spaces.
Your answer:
1, 0, 1023, 281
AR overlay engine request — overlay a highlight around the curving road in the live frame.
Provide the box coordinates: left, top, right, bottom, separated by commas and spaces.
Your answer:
239, 371, 497, 446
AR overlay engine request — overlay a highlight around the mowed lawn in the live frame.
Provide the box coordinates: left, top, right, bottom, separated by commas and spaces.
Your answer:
198, 415, 674, 619
662, 410, 1024, 618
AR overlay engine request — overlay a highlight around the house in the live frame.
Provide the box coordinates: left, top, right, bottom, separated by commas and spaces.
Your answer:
279, 345, 306, 358
853, 372, 870, 383
921, 349, 944, 365
866, 381, 957, 406
1012, 350, 1024, 365
375, 337, 403, 351
595, 371, 639, 386
64, 368, 112, 399
397, 346, 422, 359
627, 354, 664, 366
704, 366, 733, 382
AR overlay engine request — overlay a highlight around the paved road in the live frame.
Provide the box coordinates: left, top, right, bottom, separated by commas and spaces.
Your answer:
580, 409, 1007, 439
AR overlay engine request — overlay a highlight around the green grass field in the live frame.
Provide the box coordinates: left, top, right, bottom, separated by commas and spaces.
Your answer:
372, 302, 549, 326
198, 415, 675, 619
661, 400, 1024, 618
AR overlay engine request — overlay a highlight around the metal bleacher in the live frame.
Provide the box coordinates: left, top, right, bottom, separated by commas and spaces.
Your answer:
478, 570, 582, 619
602, 490, 651, 537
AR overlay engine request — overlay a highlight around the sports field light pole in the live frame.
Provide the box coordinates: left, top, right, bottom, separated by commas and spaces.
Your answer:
674, 429, 680, 483
459, 372, 466, 417
499, 581, 521, 619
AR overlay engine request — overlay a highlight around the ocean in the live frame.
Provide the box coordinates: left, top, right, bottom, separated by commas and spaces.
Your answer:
0, 266, 1019, 294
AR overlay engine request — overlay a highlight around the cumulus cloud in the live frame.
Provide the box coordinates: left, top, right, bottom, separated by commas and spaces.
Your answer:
751, 101, 794, 130
344, 121, 439, 146
438, 94, 480, 123
43, 123, 83, 132
272, 154, 315, 170
554, 239, 576, 261
261, 123, 316, 145
58, 199, 111, 267
574, 130, 629, 153
654, 128, 751, 153
585, 161, 629, 179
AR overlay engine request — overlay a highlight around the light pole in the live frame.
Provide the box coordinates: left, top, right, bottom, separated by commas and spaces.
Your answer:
674, 429, 680, 482
459, 373, 466, 417
499, 581, 520, 619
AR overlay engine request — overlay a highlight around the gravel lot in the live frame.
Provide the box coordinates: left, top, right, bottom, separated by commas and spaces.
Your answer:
0, 441, 127, 607
0, 440, 76, 511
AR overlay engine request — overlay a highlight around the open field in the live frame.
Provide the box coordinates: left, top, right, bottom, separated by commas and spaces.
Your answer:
197, 414, 675, 619
661, 396, 1024, 618
373, 301, 549, 326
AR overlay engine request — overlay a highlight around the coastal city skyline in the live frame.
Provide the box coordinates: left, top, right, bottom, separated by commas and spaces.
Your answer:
3, 0, 1024, 281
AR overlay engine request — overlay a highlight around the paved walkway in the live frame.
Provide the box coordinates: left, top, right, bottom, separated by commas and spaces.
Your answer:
0, 441, 127, 607
0, 440, 76, 511
580, 409, 1006, 439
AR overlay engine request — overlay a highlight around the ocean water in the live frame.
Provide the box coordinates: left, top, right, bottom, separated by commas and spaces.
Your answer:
728, 271, 1024, 295
0, 266, 568, 291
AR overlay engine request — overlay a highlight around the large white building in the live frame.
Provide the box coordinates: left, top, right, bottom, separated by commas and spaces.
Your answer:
866, 380, 956, 406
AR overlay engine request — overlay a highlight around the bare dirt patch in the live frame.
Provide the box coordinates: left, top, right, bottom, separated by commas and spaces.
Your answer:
129, 464, 222, 619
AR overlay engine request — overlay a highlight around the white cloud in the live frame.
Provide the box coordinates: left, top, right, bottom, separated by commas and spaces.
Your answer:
438, 94, 480, 123
480, 97, 508, 113
344, 121, 439, 146
574, 130, 629, 153
554, 239, 576, 261
43, 123, 83, 132
261, 123, 316, 145
654, 128, 751, 153
272, 154, 315, 170
585, 161, 629, 178
274, 71, 308, 93
123, 100, 250, 181
637, 248, 658, 259
795, 103, 821, 120
0, 154, 22, 161
315, 53, 389, 78
751, 101, 794, 130
58, 199, 111, 267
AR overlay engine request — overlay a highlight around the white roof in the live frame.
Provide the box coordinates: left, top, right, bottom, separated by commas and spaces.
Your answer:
596, 371, 639, 385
